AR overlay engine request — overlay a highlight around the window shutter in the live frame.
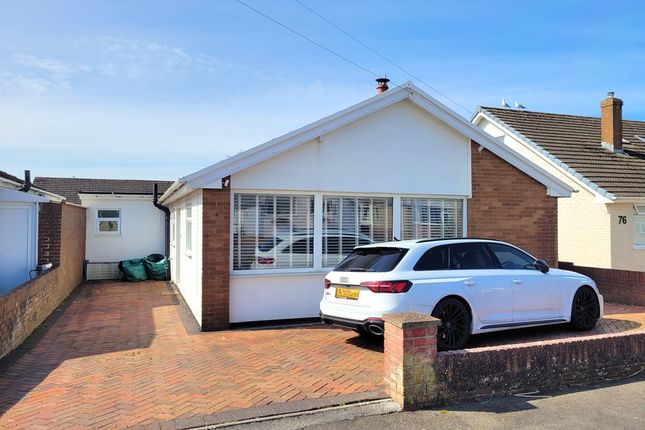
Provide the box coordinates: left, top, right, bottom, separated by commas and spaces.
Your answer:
401, 198, 463, 241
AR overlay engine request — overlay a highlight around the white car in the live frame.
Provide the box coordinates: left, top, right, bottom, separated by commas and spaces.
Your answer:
250, 229, 373, 269
319, 238, 603, 351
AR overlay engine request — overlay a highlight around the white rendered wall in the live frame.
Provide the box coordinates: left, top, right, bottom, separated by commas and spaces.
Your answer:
168, 190, 203, 326
231, 100, 471, 196
230, 273, 324, 322
226, 100, 471, 323
82, 195, 166, 263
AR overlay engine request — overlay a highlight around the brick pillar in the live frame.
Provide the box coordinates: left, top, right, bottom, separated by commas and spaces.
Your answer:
201, 183, 231, 330
383, 312, 440, 410
38, 202, 62, 266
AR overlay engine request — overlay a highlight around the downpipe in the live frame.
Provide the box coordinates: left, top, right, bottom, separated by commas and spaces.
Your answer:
153, 183, 171, 279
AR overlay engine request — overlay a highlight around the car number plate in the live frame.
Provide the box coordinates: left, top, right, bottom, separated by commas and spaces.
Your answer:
335, 287, 360, 300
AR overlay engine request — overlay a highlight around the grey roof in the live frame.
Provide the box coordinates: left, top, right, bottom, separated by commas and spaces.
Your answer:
480, 107, 645, 199
33, 177, 174, 204
0, 170, 26, 185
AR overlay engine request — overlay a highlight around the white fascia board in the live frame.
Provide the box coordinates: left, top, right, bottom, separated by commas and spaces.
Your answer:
407, 90, 573, 197
79, 193, 154, 201
0, 177, 65, 202
158, 180, 186, 204
181, 87, 410, 189
474, 110, 616, 202
0, 187, 50, 203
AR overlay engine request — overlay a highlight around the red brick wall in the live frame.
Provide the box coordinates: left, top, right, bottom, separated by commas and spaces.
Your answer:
201, 188, 231, 330
38, 203, 62, 265
559, 262, 645, 306
469, 140, 559, 266
435, 332, 645, 403
0, 203, 86, 359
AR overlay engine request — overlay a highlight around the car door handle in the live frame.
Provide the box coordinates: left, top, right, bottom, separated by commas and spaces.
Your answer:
463, 280, 476, 287
512, 279, 523, 285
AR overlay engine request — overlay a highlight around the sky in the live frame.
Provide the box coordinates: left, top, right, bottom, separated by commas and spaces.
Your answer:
1, 0, 644, 180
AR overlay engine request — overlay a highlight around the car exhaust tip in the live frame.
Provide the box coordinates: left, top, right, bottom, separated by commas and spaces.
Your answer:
367, 324, 384, 336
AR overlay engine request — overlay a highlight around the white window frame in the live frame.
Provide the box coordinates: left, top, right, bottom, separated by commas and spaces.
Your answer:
185, 203, 193, 255
634, 215, 645, 250
96, 208, 121, 235
230, 190, 467, 276
170, 210, 176, 245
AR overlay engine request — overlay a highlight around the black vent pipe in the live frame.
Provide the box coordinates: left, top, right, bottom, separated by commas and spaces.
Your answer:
19, 170, 31, 192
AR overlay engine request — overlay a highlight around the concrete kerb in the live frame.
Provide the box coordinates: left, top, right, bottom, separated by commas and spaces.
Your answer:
136, 391, 393, 430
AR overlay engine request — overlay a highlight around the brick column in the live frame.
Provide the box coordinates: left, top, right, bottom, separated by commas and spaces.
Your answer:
38, 202, 62, 266
383, 312, 440, 410
201, 184, 231, 330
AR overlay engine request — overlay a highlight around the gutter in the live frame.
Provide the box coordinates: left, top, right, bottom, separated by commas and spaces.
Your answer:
153, 183, 171, 278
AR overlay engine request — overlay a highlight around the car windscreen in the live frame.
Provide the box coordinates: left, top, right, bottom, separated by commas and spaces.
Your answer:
334, 247, 407, 272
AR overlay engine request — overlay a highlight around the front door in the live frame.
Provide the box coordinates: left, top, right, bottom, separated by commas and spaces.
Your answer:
174, 208, 181, 285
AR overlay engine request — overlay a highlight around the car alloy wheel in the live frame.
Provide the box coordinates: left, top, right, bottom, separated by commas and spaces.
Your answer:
571, 287, 600, 331
431, 298, 471, 351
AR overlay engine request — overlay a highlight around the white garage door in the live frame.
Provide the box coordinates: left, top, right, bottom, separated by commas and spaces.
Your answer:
0, 203, 37, 293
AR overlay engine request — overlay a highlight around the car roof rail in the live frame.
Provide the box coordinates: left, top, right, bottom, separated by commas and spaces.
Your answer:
415, 237, 502, 244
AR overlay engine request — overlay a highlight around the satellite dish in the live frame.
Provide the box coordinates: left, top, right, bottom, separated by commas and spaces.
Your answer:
501, 98, 511, 108
515, 101, 526, 109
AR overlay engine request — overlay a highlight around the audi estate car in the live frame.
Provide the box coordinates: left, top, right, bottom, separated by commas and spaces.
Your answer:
320, 238, 603, 351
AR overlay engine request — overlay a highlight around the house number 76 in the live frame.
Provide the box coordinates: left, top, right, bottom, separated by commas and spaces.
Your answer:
618, 216, 627, 224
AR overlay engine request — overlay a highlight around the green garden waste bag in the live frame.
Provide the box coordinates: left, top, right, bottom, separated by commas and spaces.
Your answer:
143, 254, 168, 280
118, 258, 148, 282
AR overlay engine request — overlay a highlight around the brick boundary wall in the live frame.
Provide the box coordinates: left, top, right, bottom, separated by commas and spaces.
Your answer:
201, 186, 231, 330
0, 203, 86, 359
468, 140, 559, 267
383, 313, 645, 409
559, 262, 644, 306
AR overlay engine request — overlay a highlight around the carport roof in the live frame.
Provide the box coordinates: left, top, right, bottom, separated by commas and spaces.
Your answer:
33, 177, 174, 205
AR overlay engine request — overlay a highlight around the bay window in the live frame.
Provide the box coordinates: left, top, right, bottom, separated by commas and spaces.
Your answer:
401, 198, 463, 240
233, 194, 314, 270
322, 196, 392, 267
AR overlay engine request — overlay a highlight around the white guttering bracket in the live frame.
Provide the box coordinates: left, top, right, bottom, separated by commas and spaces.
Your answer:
474, 110, 617, 202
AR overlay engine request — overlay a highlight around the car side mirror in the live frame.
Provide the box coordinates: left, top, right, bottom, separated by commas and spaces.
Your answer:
534, 259, 549, 273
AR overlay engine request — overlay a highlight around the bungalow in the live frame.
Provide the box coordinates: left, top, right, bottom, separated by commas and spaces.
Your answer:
159, 80, 573, 330
33, 177, 174, 280
473, 92, 645, 305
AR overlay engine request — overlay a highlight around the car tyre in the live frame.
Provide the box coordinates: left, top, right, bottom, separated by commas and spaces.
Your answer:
570, 286, 600, 331
431, 297, 471, 351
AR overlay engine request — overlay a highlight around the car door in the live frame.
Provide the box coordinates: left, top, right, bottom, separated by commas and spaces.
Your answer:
449, 243, 514, 325
485, 243, 561, 322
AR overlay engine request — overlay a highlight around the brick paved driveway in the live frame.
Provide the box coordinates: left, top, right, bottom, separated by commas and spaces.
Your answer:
0, 281, 383, 429
1, 281, 643, 429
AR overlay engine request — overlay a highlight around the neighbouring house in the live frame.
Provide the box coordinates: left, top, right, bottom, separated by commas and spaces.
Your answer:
33, 177, 174, 280
159, 80, 573, 330
473, 92, 645, 305
0, 170, 86, 359
0, 170, 64, 292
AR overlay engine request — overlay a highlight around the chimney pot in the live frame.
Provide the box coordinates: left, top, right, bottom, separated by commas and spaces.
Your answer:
376, 77, 390, 95
600, 92, 623, 153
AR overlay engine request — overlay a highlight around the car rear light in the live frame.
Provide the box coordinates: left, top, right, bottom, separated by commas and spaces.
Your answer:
360, 280, 412, 294
324, 278, 331, 289
257, 257, 275, 265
